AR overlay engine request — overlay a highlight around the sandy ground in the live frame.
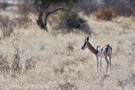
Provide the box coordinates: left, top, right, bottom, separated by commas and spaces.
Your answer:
0, 6, 135, 90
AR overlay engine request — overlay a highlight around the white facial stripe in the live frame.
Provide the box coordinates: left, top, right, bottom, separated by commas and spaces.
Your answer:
82, 42, 87, 49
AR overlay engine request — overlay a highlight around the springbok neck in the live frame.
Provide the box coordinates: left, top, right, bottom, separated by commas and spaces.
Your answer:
87, 42, 98, 55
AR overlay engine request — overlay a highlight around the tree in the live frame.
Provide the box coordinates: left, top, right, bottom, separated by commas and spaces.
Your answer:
34, 0, 79, 31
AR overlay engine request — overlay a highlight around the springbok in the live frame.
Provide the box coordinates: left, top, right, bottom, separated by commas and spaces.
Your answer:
81, 36, 112, 71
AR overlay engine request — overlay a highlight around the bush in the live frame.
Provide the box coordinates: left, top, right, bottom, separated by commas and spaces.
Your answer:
66, 13, 85, 29
0, 47, 36, 77
131, 17, 135, 22
0, 15, 14, 37
74, 0, 135, 17
59, 12, 91, 34
0, 15, 31, 37
74, 0, 99, 15
17, 2, 34, 16
0, 2, 9, 10
94, 7, 119, 20
0, 2, 33, 37
102, 0, 135, 16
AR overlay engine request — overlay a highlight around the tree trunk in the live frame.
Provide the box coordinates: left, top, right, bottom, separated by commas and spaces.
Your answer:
44, 8, 70, 31
36, 2, 70, 32
36, 3, 50, 31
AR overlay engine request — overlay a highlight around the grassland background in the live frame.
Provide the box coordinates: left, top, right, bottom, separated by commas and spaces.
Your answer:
0, 3, 135, 90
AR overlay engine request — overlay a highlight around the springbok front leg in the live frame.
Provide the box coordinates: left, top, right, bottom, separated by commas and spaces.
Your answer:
96, 56, 99, 69
109, 55, 111, 68
100, 57, 102, 67
105, 56, 109, 71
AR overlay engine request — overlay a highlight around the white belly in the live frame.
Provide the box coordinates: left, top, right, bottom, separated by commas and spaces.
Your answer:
97, 50, 105, 58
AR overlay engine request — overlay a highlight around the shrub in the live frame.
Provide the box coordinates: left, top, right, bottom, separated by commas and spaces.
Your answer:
0, 55, 10, 75
131, 17, 135, 22
94, 7, 119, 20
102, 0, 135, 16
74, 0, 135, 17
0, 47, 37, 77
66, 13, 85, 29
59, 12, 91, 34
17, 2, 35, 27
0, 15, 14, 37
0, 15, 32, 37
74, 0, 99, 15
0, 2, 9, 10
17, 2, 34, 16
58, 82, 78, 90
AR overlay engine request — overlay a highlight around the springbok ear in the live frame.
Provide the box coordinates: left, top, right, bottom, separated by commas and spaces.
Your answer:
87, 36, 89, 41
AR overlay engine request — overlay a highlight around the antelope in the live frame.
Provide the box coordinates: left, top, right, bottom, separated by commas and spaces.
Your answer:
81, 36, 112, 71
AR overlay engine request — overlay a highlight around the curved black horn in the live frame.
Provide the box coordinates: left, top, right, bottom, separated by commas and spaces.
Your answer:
87, 36, 89, 41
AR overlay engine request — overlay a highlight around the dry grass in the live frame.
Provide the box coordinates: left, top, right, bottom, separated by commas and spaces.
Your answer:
130, 17, 135, 22
94, 7, 119, 20
0, 4, 33, 37
0, 5, 135, 90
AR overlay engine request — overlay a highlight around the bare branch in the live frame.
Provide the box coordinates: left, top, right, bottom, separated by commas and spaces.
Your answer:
44, 8, 70, 31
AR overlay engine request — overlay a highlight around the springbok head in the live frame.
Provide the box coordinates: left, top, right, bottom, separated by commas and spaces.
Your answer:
81, 36, 89, 50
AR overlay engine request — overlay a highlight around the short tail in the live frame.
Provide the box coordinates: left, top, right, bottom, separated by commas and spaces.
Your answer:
107, 45, 112, 56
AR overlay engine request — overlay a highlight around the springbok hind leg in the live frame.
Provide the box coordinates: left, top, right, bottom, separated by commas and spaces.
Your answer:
109, 55, 111, 68
100, 57, 102, 67
105, 56, 109, 72
96, 56, 99, 69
